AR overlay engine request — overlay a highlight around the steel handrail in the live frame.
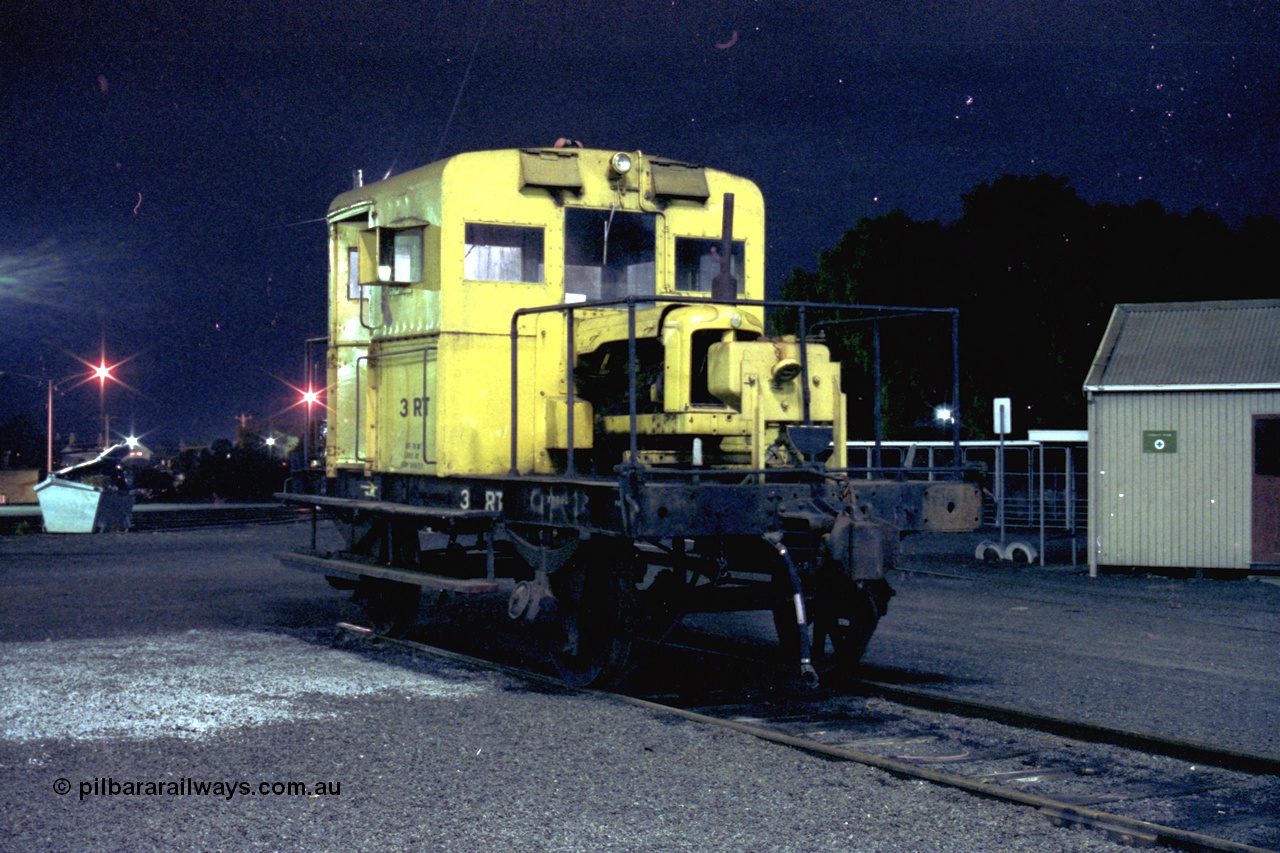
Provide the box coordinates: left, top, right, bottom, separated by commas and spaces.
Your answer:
508, 295, 963, 482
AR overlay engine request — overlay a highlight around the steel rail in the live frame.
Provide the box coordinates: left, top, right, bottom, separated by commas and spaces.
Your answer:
612, 695, 1278, 853
856, 680, 1280, 778
1, 503, 308, 535
335, 623, 1278, 853
128, 505, 310, 531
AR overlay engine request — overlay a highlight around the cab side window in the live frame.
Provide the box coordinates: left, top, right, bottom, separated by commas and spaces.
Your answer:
465, 224, 544, 283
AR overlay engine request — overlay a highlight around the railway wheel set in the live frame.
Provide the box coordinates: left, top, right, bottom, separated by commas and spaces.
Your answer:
284, 495, 903, 690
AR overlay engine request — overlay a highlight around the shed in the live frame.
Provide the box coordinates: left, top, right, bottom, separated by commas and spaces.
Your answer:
1084, 299, 1280, 575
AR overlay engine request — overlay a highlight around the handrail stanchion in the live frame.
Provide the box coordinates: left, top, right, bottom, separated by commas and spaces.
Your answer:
509, 314, 520, 475
951, 309, 962, 476
566, 306, 576, 475
798, 305, 811, 426
873, 319, 882, 472
628, 299, 638, 466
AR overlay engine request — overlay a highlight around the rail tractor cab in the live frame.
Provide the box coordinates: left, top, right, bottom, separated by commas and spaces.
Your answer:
280, 147, 981, 687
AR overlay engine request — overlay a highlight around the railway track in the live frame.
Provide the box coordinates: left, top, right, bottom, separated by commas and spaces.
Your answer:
0, 502, 309, 535
334, 623, 1280, 853
128, 503, 311, 531
669, 688, 1280, 851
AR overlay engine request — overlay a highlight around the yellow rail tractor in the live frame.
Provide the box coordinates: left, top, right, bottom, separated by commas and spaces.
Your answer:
279, 147, 979, 686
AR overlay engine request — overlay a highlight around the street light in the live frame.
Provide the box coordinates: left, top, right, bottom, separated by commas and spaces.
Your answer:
265, 336, 330, 477
66, 344, 141, 452
84, 354, 123, 450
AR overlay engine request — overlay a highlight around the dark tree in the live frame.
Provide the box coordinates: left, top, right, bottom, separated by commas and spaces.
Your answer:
0, 413, 46, 472
172, 437, 288, 501
782, 174, 1280, 438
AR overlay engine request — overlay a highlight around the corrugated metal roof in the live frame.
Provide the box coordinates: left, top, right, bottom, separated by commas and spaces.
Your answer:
1084, 299, 1280, 390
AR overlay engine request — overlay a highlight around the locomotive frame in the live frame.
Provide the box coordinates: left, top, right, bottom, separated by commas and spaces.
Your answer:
278, 147, 980, 686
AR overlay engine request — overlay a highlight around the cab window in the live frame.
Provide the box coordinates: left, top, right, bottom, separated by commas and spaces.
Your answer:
675, 237, 744, 294
373, 226, 424, 283
347, 246, 360, 300
465, 224, 544, 283
565, 208, 656, 302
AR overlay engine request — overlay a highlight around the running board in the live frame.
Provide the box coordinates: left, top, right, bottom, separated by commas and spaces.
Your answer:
276, 550, 499, 594
275, 492, 499, 532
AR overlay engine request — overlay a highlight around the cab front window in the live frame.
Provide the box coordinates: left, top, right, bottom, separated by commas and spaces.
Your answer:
565, 208, 656, 303
675, 237, 744, 294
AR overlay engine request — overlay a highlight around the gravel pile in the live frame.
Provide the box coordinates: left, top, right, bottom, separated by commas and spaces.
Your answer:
0, 631, 482, 742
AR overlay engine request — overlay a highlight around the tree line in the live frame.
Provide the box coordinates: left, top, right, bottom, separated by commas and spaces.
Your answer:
778, 175, 1279, 439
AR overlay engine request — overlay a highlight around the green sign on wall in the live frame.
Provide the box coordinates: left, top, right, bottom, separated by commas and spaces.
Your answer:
1143, 430, 1178, 453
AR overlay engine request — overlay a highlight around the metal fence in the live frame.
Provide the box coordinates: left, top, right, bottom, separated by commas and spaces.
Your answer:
846, 435, 1088, 563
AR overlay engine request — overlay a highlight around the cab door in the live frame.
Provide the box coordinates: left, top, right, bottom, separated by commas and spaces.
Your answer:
1251, 415, 1280, 564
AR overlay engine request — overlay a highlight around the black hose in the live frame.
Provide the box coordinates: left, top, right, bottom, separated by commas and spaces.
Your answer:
767, 536, 818, 688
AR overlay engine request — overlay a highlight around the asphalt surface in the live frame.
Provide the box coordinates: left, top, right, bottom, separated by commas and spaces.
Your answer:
869, 534, 1280, 758
2, 522, 1276, 851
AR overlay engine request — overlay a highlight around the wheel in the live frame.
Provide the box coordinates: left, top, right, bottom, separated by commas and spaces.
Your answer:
355, 578, 422, 637
811, 578, 889, 679
548, 540, 635, 688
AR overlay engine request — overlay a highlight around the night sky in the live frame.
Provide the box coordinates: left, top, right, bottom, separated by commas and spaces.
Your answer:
2, 1, 1277, 448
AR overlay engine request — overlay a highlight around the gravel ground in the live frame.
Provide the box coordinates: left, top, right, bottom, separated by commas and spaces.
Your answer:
0, 638, 1120, 852
2, 522, 1274, 851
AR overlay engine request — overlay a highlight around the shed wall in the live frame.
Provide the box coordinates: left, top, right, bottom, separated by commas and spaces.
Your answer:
1088, 390, 1280, 570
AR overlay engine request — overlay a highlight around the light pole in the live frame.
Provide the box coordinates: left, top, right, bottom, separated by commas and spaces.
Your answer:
302, 335, 327, 472
92, 358, 116, 451
0, 371, 82, 474
45, 377, 55, 473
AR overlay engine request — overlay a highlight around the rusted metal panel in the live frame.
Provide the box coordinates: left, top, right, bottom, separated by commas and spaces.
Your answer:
847, 480, 981, 534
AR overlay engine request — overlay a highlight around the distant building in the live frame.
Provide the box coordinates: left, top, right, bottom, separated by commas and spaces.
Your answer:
0, 469, 40, 505
1084, 299, 1280, 575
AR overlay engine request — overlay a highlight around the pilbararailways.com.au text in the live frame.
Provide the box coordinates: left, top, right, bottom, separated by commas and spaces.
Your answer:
55, 777, 342, 801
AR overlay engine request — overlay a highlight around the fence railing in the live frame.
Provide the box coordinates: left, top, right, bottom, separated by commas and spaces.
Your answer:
846, 438, 1088, 557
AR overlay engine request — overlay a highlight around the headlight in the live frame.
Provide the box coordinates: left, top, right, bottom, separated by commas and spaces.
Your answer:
610, 152, 633, 176
771, 358, 803, 385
